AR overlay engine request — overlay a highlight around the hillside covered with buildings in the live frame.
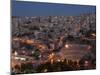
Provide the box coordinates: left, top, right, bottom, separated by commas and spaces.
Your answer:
11, 13, 96, 74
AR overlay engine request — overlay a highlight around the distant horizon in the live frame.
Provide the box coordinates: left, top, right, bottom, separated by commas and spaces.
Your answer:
12, 1, 96, 16
12, 13, 96, 18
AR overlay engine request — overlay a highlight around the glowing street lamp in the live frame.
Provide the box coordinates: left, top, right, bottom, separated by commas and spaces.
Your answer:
85, 61, 88, 64
43, 69, 48, 72
57, 59, 61, 62
65, 44, 69, 48
84, 61, 89, 67
48, 53, 55, 64
14, 51, 18, 56
91, 33, 96, 37
87, 45, 91, 50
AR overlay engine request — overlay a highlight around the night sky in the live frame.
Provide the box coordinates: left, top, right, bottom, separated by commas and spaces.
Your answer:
12, 1, 96, 16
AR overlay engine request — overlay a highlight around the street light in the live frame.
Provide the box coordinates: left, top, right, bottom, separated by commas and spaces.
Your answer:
91, 33, 96, 37
65, 44, 69, 48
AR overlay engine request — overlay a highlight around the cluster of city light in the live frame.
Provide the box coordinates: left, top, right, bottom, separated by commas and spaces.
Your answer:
26, 39, 34, 44
48, 53, 55, 64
